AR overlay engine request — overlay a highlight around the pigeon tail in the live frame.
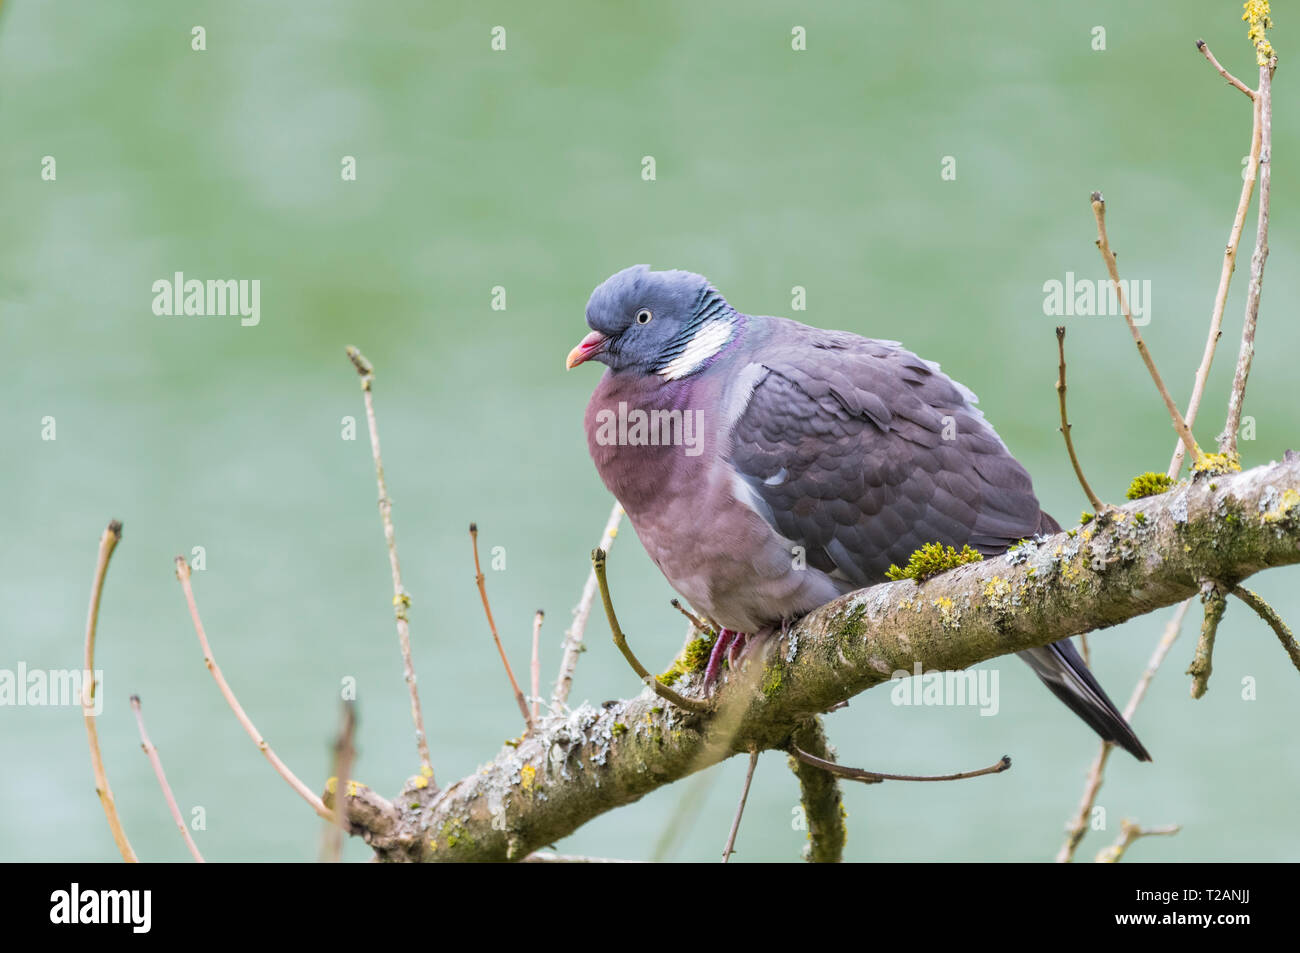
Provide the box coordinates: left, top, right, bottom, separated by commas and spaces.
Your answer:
1018, 639, 1152, 761
1016, 509, 1152, 762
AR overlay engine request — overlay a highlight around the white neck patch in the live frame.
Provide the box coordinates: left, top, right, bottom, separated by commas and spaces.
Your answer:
657, 319, 736, 381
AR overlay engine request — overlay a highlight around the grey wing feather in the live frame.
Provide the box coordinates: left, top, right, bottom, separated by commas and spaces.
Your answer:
727, 324, 1043, 584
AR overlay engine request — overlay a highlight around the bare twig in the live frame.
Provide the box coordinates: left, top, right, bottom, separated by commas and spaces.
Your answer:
670, 598, 709, 633
591, 547, 711, 713
1090, 193, 1201, 463
552, 501, 624, 708
1220, 59, 1274, 458
345, 346, 432, 776
1232, 585, 1300, 674
1187, 580, 1228, 698
1195, 39, 1256, 99
1095, 820, 1181, 863
721, 750, 759, 863
321, 701, 356, 863
130, 694, 204, 862
469, 523, 534, 731
1169, 89, 1262, 477
789, 718, 846, 863
83, 520, 137, 863
175, 557, 334, 822
1055, 327, 1105, 512
530, 610, 544, 725
789, 746, 1010, 784
1056, 598, 1192, 862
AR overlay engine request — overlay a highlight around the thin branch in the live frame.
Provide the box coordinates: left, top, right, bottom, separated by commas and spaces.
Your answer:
83, 520, 137, 863
1187, 580, 1228, 699
721, 750, 759, 863
1056, 598, 1192, 862
345, 346, 432, 776
530, 610, 544, 725
670, 598, 709, 633
1195, 39, 1256, 100
591, 547, 711, 713
552, 501, 624, 708
1095, 820, 1181, 863
1219, 59, 1274, 457
175, 557, 334, 822
1169, 90, 1263, 477
469, 523, 534, 731
788, 718, 846, 863
1090, 193, 1201, 463
1232, 585, 1300, 674
130, 694, 204, 862
321, 701, 356, 863
790, 746, 1010, 784
1054, 327, 1105, 512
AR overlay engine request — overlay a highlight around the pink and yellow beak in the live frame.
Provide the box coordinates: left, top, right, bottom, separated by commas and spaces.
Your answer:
565, 330, 609, 369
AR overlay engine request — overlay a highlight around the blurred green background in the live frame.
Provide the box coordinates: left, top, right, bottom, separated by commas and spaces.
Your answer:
2, 1, 1296, 862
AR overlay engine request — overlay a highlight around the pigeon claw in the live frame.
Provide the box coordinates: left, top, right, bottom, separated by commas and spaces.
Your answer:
703, 629, 751, 688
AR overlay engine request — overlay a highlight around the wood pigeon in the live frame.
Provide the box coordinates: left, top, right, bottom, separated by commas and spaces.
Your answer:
567, 264, 1151, 761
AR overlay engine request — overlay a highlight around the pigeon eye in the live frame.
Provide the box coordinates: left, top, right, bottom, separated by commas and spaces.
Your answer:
635, 309, 653, 325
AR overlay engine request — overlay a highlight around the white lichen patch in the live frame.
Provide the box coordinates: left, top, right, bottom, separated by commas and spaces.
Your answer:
1169, 487, 1190, 524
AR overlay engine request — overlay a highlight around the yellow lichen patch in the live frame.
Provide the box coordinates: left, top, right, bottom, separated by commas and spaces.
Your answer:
931, 596, 960, 629
1263, 488, 1300, 524
421, 764, 433, 778
412, 775, 429, 790
325, 776, 338, 794
1193, 452, 1241, 476
520, 764, 537, 792
346, 780, 364, 797
1244, 0, 1274, 65
983, 576, 1014, 613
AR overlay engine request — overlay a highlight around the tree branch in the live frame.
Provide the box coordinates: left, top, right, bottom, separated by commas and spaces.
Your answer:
130, 694, 205, 862
1187, 580, 1228, 699
345, 457, 1300, 860
552, 501, 624, 709
83, 520, 137, 863
1219, 59, 1275, 457
346, 346, 433, 776
1168, 80, 1262, 477
1055, 326, 1106, 512
788, 719, 846, 863
1090, 193, 1201, 463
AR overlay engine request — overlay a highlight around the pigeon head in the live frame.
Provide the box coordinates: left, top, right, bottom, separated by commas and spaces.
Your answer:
566, 265, 739, 378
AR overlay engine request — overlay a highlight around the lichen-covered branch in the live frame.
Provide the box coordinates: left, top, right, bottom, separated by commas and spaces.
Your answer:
788, 718, 846, 863
1187, 581, 1228, 698
347, 457, 1300, 861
